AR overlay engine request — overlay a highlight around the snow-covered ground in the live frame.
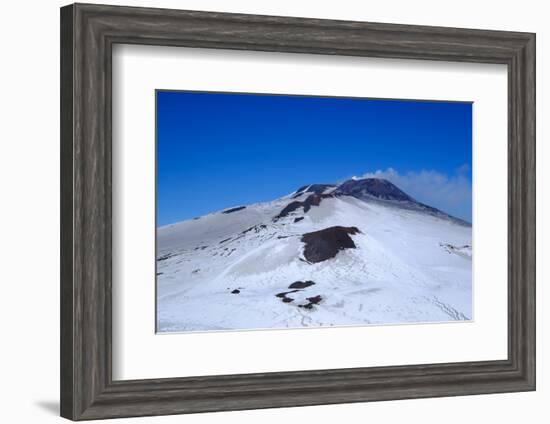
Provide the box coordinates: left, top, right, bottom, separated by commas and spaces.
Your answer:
157, 178, 472, 333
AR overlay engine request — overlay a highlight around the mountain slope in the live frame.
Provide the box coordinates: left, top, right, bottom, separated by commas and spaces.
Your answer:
157, 178, 472, 333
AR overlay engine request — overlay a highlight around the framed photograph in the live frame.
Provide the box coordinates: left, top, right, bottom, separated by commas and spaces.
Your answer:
60, 3, 536, 420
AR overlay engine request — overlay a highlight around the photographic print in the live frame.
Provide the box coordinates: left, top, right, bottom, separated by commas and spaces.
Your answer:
156, 91, 472, 333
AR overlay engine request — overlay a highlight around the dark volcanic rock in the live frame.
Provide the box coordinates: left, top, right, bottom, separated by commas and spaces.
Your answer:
157, 253, 175, 262
288, 280, 315, 289
294, 217, 304, 223
231, 289, 240, 294
294, 185, 310, 195
276, 289, 300, 298
277, 287, 321, 308
308, 295, 322, 304
241, 224, 267, 235
275, 193, 333, 220
335, 178, 413, 202
276, 200, 302, 218
299, 295, 323, 309
292, 184, 336, 198
302, 194, 322, 212
222, 206, 246, 214
275, 289, 300, 303
301, 226, 360, 263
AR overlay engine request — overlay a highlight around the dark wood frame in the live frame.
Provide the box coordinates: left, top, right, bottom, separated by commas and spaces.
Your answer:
60, 3, 536, 421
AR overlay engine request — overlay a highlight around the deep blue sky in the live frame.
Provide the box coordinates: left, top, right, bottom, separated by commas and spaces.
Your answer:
157, 91, 472, 226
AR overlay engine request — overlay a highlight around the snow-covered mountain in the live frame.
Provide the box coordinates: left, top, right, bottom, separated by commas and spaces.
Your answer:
157, 177, 472, 333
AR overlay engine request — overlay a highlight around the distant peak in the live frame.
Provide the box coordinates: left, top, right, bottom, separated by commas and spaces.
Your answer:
335, 178, 414, 202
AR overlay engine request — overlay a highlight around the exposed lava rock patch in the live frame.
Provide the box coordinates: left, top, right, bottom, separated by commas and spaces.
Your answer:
276, 281, 321, 308
222, 206, 246, 214
275, 193, 333, 220
440, 242, 472, 259
294, 217, 304, 223
292, 184, 336, 198
275, 289, 300, 303
276, 289, 300, 298
157, 253, 176, 262
289, 280, 315, 289
301, 226, 360, 263
294, 185, 310, 195
231, 289, 240, 294
299, 295, 323, 309
241, 224, 267, 235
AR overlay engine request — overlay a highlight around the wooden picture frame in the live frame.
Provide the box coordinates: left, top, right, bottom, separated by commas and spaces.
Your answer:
60, 3, 535, 420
